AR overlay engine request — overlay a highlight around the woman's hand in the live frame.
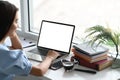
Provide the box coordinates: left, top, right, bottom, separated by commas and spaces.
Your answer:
46, 50, 60, 61
8, 31, 22, 49
7, 30, 17, 39
30, 50, 60, 76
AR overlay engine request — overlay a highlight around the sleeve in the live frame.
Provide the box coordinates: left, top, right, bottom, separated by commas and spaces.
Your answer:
3, 50, 32, 76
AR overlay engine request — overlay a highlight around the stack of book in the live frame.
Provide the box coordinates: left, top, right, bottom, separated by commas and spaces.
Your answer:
72, 42, 113, 71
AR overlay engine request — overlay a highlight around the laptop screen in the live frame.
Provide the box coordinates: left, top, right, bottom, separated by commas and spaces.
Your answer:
37, 20, 75, 53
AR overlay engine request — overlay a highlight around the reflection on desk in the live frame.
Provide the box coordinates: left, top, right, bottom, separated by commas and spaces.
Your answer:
45, 64, 120, 80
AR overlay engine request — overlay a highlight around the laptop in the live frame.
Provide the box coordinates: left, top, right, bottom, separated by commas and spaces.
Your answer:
28, 20, 75, 62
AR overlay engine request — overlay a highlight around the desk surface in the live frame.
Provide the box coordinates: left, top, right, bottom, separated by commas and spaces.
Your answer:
15, 46, 120, 80
45, 65, 120, 80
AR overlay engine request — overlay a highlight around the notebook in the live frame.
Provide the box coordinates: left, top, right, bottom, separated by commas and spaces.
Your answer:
28, 20, 75, 61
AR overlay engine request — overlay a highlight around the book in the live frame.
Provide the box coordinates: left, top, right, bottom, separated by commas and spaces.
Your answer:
74, 48, 108, 59
72, 56, 113, 71
72, 49, 108, 63
73, 42, 109, 56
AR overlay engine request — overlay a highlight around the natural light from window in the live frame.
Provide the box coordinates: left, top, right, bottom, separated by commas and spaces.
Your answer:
30, 0, 120, 39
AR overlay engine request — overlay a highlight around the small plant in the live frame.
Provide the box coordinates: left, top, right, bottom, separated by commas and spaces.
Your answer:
85, 25, 120, 68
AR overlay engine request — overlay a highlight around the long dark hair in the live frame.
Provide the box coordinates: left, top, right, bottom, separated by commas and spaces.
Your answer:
0, 1, 18, 41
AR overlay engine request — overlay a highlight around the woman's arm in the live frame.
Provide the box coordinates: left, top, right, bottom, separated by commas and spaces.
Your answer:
30, 50, 59, 76
9, 32, 22, 49
30, 57, 53, 76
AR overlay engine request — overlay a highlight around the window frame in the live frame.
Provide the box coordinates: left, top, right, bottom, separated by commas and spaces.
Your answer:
18, 0, 120, 42
17, 0, 38, 41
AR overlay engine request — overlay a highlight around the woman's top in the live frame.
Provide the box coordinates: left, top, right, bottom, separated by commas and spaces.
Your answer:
0, 44, 32, 80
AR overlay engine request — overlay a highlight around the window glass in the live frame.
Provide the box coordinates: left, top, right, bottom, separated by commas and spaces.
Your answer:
30, 0, 120, 38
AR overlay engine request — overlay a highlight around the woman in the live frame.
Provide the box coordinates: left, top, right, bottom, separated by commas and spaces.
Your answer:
0, 1, 59, 80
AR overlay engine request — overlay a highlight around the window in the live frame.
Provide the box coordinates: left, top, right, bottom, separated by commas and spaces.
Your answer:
4, 0, 120, 41
29, 0, 120, 40
3, 0, 38, 40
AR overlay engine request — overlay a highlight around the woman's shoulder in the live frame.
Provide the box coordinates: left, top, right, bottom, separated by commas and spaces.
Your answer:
0, 44, 24, 59
0, 43, 9, 50
0, 44, 31, 71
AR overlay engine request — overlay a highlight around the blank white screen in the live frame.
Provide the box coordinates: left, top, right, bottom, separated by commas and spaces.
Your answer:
38, 21, 74, 53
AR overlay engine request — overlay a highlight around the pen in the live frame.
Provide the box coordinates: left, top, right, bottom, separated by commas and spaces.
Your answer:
74, 68, 97, 74
23, 44, 36, 48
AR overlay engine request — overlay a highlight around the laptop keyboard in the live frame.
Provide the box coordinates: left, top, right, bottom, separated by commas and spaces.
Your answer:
28, 47, 69, 63
29, 48, 49, 56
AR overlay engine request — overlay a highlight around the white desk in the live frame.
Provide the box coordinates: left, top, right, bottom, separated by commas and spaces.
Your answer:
14, 46, 120, 80
14, 64, 120, 80
45, 65, 120, 80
